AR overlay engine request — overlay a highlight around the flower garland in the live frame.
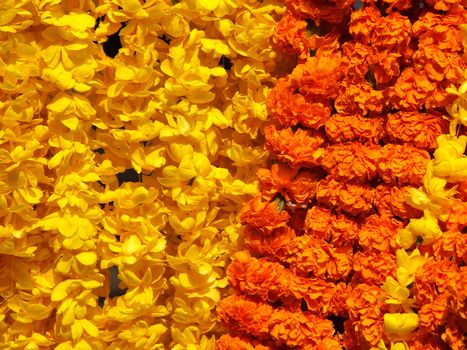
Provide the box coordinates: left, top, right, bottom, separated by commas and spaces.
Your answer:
378, 23, 467, 349
0, 0, 286, 348
217, 0, 466, 349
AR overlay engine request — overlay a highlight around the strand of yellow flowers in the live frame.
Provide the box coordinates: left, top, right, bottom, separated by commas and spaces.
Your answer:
0, 0, 287, 349
375, 24, 467, 350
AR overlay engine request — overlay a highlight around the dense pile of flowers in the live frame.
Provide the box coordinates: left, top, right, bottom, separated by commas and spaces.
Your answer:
0, 0, 287, 348
217, 0, 467, 349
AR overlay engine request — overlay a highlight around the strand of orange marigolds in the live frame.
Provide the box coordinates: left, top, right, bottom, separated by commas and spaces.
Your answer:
377, 24, 467, 350
217, 0, 466, 349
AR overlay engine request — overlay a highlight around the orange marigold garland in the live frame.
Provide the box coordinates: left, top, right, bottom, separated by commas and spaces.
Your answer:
218, 0, 466, 349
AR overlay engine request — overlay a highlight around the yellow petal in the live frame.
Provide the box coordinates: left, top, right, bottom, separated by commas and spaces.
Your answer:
75, 251, 97, 266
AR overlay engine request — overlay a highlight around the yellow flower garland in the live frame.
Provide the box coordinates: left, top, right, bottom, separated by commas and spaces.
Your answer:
0, 0, 285, 348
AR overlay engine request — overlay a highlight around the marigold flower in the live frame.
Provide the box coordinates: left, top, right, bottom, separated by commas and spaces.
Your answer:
350, 8, 411, 51
424, 0, 462, 11
304, 205, 358, 247
268, 309, 337, 348
321, 142, 381, 183
413, 258, 459, 305
412, 8, 466, 52
267, 54, 343, 129
239, 195, 290, 234
442, 318, 467, 350
335, 77, 384, 115
266, 78, 331, 129
216, 334, 275, 350
325, 114, 385, 143
264, 125, 326, 168
432, 230, 467, 265
413, 45, 466, 84
358, 214, 403, 253
227, 251, 337, 316
378, 144, 430, 186
284, 235, 354, 280
374, 184, 423, 220
316, 177, 375, 216
272, 12, 308, 53
385, 111, 450, 150
447, 266, 467, 320
257, 163, 320, 203
346, 284, 385, 346
218, 295, 337, 347
408, 333, 447, 350
418, 292, 449, 333
353, 251, 397, 285
243, 225, 296, 257
389, 68, 437, 111
285, 0, 354, 24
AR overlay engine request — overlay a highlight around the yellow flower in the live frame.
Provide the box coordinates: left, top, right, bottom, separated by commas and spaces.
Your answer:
397, 211, 443, 249
406, 163, 456, 220
446, 81, 467, 135
371, 340, 409, 350
383, 313, 418, 341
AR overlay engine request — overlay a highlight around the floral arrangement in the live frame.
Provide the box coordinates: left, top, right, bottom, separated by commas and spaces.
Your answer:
0, 0, 466, 349
0, 0, 287, 349
217, 0, 467, 349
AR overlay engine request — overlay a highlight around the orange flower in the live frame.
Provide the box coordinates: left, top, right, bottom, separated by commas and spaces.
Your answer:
447, 266, 466, 320
442, 318, 467, 350
385, 111, 449, 150
216, 334, 275, 350
257, 163, 321, 203
284, 235, 354, 280
316, 177, 375, 216
352, 251, 396, 285
350, 8, 411, 51
324, 114, 385, 143
445, 200, 467, 232
266, 78, 331, 129
389, 67, 437, 110
304, 205, 358, 247
358, 214, 403, 253
432, 230, 467, 265
341, 42, 372, 79
272, 12, 340, 59
239, 195, 290, 234
267, 52, 343, 129
285, 0, 354, 24
264, 125, 325, 168
218, 295, 337, 348
335, 77, 384, 115
408, 333, 448, 350
321, 142, 381, 183
345, 284, 385, 347
412, 7, 466, 52
227, 251, 337, 316
374, 184, 423, 220
244, 225, 296, 257
456, 181, 467, 202
418, 292, 449, 333
413, 45, 466, 83
217, 295, 272, 340
289, 52, 343, 102
424, 0, 462, 11
378, 144, 430, 186
272, 12, 309, 57
371, 50, 402, 85
268, 308, 337, 347
413, 258, 459, 305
